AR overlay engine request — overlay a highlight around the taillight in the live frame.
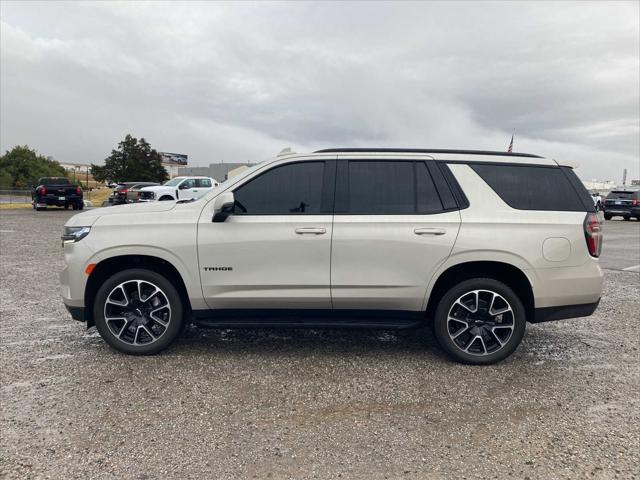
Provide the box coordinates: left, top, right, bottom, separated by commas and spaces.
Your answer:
584, 213, 602, 258
41, 186, 47, 195
632, 200, 640, 206
76, 186, 82, 195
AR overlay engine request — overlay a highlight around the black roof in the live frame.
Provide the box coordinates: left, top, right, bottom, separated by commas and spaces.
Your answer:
313, 148, 543, 159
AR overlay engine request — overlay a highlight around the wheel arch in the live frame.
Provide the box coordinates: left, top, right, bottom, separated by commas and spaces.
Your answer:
425, 260, 535, 323
84, 255, 191, 327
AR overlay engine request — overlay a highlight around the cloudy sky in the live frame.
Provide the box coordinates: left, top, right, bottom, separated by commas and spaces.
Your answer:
1, 1, 638, 181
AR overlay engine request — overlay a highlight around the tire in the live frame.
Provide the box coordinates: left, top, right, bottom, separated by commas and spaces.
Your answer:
433, 278, 526, 365
78, 202, 84, 210
93, 268, 184, 355
159, 196, 174, 201
604, 213, 612, 220
36, 206, 46, 211
624, 216, 630, 221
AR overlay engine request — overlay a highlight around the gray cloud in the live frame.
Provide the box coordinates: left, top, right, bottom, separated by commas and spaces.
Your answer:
1, 1, 638, 181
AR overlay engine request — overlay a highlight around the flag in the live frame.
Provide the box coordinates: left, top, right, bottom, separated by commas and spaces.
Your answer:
508, 134, 513, 153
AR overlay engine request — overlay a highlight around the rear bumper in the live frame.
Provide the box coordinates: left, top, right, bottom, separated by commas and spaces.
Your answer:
532, 299, 600, 323
39, 195, 83, 206
603, 207, 632, 216
531, 260, 603, 310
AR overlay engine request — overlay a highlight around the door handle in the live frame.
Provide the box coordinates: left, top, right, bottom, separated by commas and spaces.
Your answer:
295, 227, 326, 235
414, 228, 446, 236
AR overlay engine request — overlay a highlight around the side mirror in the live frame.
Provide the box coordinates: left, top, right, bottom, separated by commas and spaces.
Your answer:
179, 183, 190, 189
212, 192, 235, 223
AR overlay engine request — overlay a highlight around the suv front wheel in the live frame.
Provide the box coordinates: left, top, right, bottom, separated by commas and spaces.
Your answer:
93, 269, 184, 355
433, 278, 526, 365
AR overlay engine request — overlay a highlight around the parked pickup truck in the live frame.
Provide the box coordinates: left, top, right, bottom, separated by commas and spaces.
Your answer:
137, 176, 218, 202
32, 177, 83, 211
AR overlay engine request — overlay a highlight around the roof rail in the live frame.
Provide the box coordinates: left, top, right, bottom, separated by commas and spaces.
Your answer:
313, 148, 543, 159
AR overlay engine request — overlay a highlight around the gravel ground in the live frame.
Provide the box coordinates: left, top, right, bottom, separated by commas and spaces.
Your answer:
1, 209, 639, 479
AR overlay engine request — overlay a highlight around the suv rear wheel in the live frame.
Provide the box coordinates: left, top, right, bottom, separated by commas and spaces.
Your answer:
93, 269, 184, 355
433, 278, 526, 365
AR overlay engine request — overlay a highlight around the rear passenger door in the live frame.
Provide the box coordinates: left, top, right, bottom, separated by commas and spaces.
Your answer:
193, 178, 213, 199
331, 158, 461, 311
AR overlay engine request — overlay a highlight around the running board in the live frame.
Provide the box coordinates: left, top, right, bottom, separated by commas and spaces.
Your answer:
192, 309, 425, 330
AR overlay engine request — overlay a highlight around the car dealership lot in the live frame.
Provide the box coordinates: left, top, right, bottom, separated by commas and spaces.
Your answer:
1, 209, 638, 479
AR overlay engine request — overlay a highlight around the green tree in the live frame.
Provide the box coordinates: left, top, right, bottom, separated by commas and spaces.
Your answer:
91, 135, 168, 183
0, 145, 66, 187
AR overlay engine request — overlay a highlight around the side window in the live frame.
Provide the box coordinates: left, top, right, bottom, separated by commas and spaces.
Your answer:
196, 178, 212, 188
346, 161, 443, 214
470, 164, 589, 212
416, 162, 444, 213
233, 162, 324, 215
181, 179, 196, 189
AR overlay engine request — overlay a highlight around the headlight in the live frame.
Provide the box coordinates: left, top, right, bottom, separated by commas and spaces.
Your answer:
62, 226, 91, 244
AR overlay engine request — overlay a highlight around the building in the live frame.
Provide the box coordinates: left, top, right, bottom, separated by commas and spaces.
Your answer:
178, 163, 255, 182
582, 179, 618, 192
59, 162, 91, 174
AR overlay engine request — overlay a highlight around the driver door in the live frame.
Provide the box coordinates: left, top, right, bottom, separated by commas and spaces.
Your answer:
197, 159, 336, 310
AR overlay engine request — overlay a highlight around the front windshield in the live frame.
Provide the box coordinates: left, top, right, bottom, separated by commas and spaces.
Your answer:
164, 178, 183, 187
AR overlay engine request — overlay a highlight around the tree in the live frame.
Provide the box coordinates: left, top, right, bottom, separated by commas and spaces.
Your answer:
0, 145, 67, 187
91, 135, 168, 183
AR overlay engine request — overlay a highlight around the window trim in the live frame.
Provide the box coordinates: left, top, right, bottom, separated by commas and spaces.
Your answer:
231, 160, 334, 216
334, 159, 461, 216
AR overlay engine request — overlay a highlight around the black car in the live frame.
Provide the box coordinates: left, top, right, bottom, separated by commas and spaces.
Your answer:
602, 190, 640, 221
32, 177, 83, 211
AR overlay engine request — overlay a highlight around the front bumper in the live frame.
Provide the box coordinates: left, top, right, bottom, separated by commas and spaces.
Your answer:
64, 303, 86, 322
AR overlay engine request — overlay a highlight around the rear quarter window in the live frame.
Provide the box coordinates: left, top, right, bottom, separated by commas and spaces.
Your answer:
470, 164, 593, 212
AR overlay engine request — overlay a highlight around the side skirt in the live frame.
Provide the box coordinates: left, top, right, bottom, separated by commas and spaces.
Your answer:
192, 309, 426, 330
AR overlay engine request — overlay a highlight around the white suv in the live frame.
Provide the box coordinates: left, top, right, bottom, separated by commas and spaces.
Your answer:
137, 176, 218, 202
60, 148, 603, 364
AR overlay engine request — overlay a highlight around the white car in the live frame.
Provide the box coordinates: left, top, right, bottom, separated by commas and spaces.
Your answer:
60, 148, 603, 364
138, 176, 218, 202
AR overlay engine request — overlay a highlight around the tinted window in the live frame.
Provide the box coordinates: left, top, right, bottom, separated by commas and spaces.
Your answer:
607, 191, 638, 200
234, 162, 324, 214
561, 166, 597, 211
40, 177, 70, 185
416, 162, 444, 213
197, 178, 212, 188
470, 164, 589, 212
347, 161, 443, 214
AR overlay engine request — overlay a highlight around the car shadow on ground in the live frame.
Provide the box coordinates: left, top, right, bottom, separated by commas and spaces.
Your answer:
175, 324, 440, 357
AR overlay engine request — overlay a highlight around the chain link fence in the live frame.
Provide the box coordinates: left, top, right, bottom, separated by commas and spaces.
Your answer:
0, 188, 31, 204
